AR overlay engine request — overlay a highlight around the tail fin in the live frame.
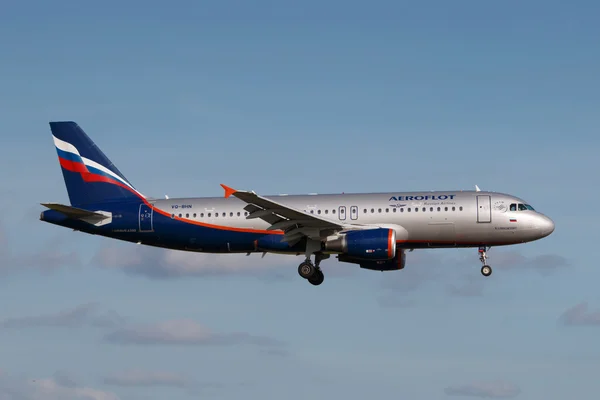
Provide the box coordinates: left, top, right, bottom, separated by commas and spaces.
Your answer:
49, 121, 145, 206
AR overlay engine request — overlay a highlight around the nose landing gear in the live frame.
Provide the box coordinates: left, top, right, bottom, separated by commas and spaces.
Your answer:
479, 246, 492, 276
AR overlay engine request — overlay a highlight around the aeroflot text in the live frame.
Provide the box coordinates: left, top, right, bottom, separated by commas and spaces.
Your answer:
389, 195, 456, 201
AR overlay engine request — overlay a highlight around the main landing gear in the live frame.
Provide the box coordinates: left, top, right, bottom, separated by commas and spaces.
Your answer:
479, 246, 492, 277
298, 252, 328, 286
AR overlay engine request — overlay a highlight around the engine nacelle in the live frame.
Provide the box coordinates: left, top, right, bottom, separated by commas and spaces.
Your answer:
338, 249, 406, 271
324, 228, 396, 260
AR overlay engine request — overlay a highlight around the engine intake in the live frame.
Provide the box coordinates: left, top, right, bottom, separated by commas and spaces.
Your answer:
325, 228, 396, 260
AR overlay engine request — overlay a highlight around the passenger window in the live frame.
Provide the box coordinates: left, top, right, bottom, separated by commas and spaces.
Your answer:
186, 213, 189, 218
408, 208, 411, 212
201, 213, 204, 218
318, 210, 321, 214
422, 207, 425, 212
215, 213, 218, 217
393, 208, 396, 213
363, 209, 367, 213
437, 207, 441, 211
332, 209, 336, 214
400, 208, 404, 212
510, 203, 517, 211
385, 208, 389, 213
178, 213, 182, 217
444, 207, 448, 211
430, 207, 433, 212
415, 208, 418, 212
459, 206, 463, 211
378, 208, 382, 213
325, 210, 328, 214
452, 207, 455, 211
193, 213, 197, 218
371, 208, 374, 213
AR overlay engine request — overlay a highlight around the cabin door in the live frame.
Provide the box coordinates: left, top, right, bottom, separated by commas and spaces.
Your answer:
139, 204, 154, 232
476, 195, 492, 223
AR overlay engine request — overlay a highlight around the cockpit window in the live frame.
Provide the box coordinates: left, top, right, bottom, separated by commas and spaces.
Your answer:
510, 203, 535, 211
515, 203, 535, 211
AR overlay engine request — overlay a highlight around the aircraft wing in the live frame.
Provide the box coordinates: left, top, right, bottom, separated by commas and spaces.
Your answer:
220, 184, 350, 243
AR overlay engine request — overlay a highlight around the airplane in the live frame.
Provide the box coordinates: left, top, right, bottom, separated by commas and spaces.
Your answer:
40, 121, 555, 286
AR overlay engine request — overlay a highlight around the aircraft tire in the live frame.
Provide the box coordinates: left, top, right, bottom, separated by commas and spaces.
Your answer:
481, 265, 492, 277
298, 262, 316, 279
308, 270, 324, 286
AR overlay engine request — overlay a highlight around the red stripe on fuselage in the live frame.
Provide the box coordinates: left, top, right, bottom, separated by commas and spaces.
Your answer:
156, 207, 285, 235
64, 163, 284, 235
81, 172, 143, 199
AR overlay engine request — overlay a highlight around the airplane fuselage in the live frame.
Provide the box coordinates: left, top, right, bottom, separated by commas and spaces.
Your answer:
42, 190, 554, 254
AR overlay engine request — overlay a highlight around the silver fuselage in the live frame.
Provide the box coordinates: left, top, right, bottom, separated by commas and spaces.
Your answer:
154, 190, 555, 250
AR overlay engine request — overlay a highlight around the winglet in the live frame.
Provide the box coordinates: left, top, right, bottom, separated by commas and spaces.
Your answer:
220, 184, 237, 199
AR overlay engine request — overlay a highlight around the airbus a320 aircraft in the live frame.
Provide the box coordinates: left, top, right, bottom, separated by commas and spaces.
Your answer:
40, 121, 555, 286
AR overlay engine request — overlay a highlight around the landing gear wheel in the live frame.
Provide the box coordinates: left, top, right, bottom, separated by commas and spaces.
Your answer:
298, 261, 316, 279
308, 269, 324, 286
478, 246, 492, 277
481, 265, 492, 277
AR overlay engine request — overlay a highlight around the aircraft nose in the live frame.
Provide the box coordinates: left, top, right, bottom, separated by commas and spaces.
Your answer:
538, 215, 555, 237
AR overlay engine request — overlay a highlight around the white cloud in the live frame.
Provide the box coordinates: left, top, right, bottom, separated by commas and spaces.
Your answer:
0, 374, 119, 400
103, 319, 284, 347
0, 222, 81, 275
92, 244, 300, 279
559, 302, 600, 326
29, 379, 119, 400
0, 303, 125, 330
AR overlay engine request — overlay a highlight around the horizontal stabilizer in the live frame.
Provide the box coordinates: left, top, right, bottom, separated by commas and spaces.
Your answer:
41, 203, 109, 222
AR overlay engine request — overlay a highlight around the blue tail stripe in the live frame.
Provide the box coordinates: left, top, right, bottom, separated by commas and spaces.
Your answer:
55, 147, 83, 163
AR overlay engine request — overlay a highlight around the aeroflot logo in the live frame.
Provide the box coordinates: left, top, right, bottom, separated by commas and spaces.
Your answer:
389, 194, 456, 201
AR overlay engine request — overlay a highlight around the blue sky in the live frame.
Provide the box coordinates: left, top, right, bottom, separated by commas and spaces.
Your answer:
1, 0, 599, 398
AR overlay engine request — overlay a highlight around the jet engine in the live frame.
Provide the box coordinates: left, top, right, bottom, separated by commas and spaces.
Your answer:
338, 249, 406, 271
324, 228, 396, 260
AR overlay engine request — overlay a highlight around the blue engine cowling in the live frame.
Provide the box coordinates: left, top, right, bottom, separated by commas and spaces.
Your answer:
338, 249, 406, 271
324, 228, 396, 260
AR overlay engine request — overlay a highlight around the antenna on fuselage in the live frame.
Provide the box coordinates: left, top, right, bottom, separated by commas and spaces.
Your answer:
475, 185, 481, 192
